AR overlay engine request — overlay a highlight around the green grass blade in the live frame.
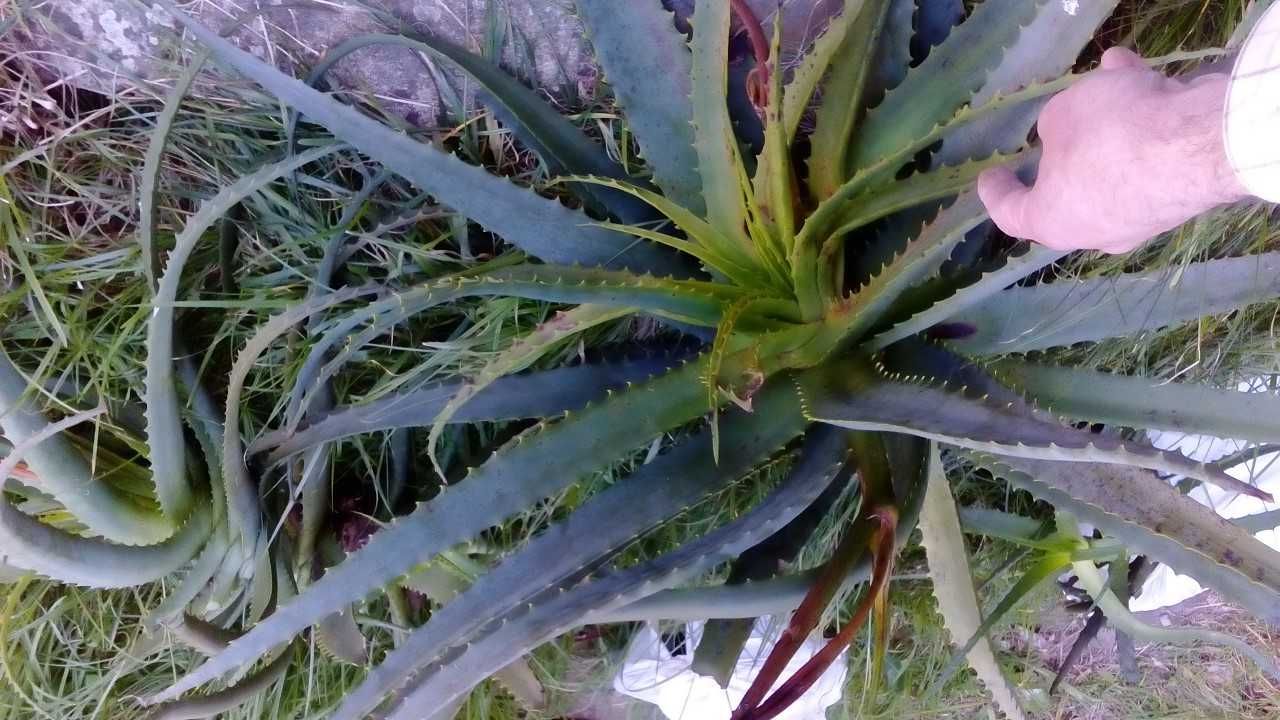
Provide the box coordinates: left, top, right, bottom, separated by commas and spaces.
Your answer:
947, 252, 1280, 354
990, 359, 1280, 444
151, 1, 685, 274
575, 0, 704, 213
930, 552, 1068, 693
919, 444, 1027, 719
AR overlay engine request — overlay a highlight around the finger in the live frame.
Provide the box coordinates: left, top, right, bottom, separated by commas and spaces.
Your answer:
1099, 46, 1147, 71
977, 167, 1037, 240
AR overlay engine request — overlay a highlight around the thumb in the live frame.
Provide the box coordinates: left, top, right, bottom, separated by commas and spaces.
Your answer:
1099, 46, 1147, 71
977, 166, 1036, 240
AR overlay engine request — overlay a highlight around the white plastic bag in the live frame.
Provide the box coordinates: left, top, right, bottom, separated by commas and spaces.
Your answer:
613, 616, 847, 720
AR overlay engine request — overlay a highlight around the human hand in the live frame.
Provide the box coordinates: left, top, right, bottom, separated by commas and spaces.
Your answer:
976, 47, 1250, 254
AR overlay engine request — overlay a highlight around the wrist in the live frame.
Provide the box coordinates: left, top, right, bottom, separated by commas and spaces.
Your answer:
1181, 73, 1251, 205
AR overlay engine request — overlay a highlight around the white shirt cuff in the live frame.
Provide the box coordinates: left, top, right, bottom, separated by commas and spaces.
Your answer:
1225, 3, 1280, 203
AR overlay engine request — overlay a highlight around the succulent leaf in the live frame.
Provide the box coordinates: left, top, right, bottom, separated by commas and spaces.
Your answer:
151, 360, 722, 703
0, 351, 170, 544
575, 0, 705, 213
990, 359, 1280, 444
378, 423, 847, 718
689, 0, 752, 245
851, 0, 1042, 172
968, 453, 1280, 625
946, 252, 1280, 354
920, 444, 1027, 720
151, 1, 685, 274
332, 381, 815, 720
254, 356, 685, 464
309, 32, 649, 224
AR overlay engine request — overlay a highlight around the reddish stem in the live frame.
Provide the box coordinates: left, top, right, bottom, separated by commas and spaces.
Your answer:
745, 506, 899, 720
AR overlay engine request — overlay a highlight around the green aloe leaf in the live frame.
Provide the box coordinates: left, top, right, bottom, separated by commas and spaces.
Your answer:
934, 0, 1119, 164
143, 645, 293, 720
751, 13, 796, 255
575, 0, 704, 213
946, 252, 1280, 354
376, 423, 847, 718
305, 33, 650, 224
0, 408, 214, 588
919, 444, 1027, 720
808, 0, 891, 200
253, 356, 685, 465
139, 50, 210, 289
151, 1, 685, 274
969, 453, 1280, 625
332, 382, 819, 720
149, 359, 721, 703
0, 351, 170, 544
797, 150, 1024, 308
148, 143, 344, 539
989, 359, 1280, 444
1062, 516, 1280, 680
592, 433, 931, 625
426, 304, 633, 473
689, 0, 751, 244
279, 266, 755, 430
868, 243, 1065, 350
145, 528, 232, 628
800, 365, 1264, 498
691, 433, 852, 687
778, 0, 868, 143
850, 0, 1041, 172
837, 191, 988, 341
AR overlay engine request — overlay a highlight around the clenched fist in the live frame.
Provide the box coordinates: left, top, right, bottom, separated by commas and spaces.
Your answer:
977, 47, 1250, 254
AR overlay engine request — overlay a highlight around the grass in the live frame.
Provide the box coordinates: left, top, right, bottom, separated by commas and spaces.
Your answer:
0, 0, 1277, 718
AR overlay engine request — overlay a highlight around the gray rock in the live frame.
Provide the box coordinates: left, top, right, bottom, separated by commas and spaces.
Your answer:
19, 0, 839, 126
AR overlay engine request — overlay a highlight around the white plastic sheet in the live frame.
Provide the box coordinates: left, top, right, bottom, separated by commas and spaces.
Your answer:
613, 616, 847, 720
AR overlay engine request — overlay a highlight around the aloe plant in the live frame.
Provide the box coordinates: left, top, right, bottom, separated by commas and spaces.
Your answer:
4, 1, 1280, 718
